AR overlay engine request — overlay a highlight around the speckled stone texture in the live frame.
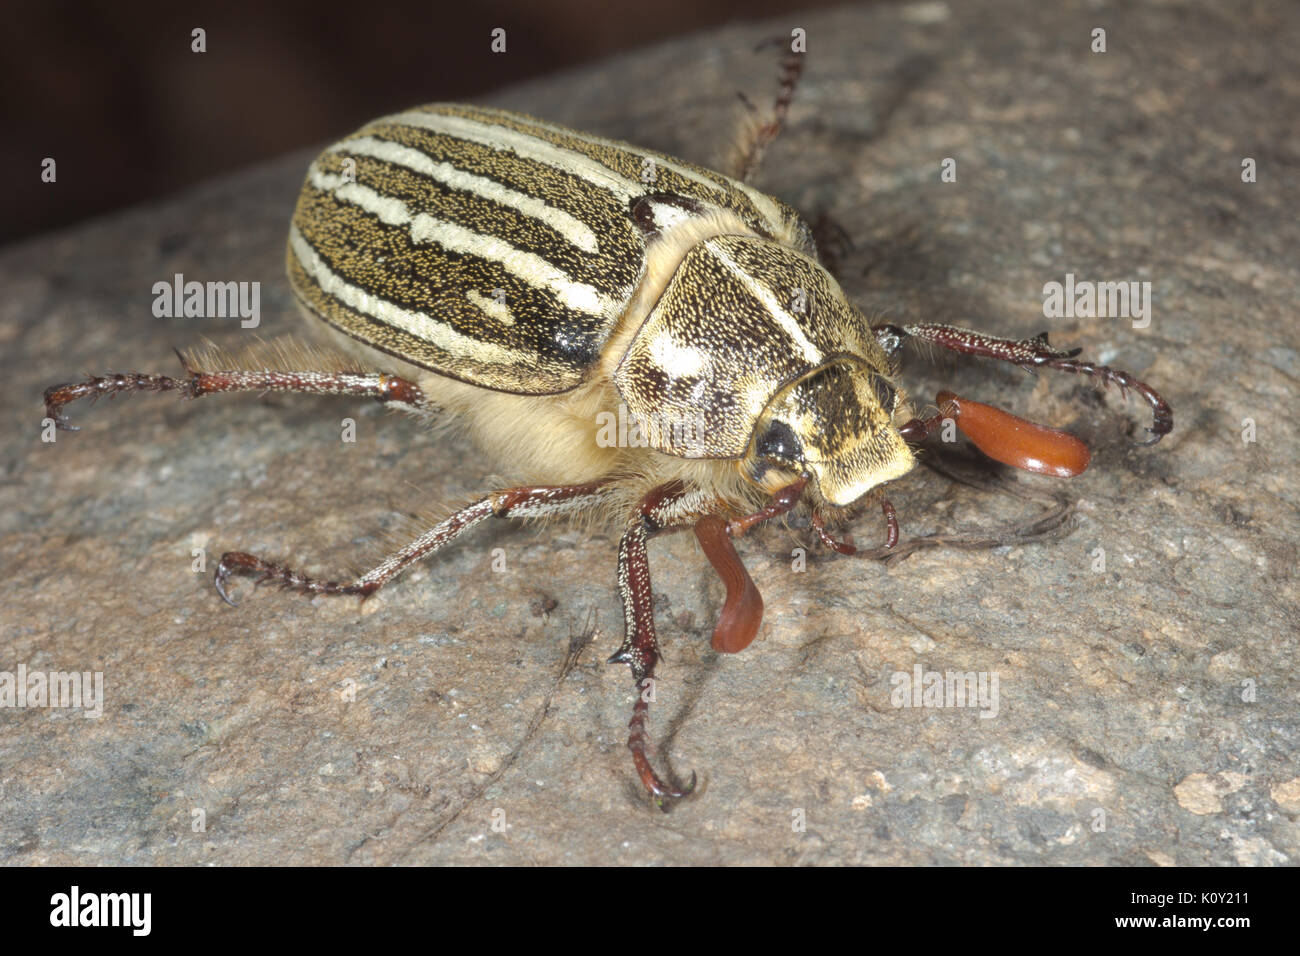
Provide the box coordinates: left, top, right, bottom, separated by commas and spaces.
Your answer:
2, 0, 1297, 865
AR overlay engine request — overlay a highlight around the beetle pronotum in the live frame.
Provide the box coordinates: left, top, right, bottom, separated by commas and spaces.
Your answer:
43, 51, 1171, 807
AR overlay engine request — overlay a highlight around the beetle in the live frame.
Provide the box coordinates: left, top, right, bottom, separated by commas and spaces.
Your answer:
42, 52, 1172, 806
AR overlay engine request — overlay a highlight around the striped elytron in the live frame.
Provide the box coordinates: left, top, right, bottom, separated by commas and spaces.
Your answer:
44, 63, 1172, 807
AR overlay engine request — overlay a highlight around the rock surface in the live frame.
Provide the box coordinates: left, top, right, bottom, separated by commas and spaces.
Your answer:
1, 0, 1296, 865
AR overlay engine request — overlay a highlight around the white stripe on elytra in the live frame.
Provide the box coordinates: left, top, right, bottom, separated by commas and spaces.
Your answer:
707, 240, 823, 364
640, 198, 695, 235
465, 289, 516, 326
290, 224, 533, 367
307, 166, 619, 317
375, 109, 642, 203
328, 135, 599, 254
477, 106, 791, 234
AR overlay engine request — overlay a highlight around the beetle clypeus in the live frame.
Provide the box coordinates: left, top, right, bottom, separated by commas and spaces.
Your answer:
43, 51, 1171, 807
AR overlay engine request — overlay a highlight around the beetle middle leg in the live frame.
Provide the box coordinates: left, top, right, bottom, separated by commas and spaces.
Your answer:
214, 480, 617, 604
871, 322, 1173, 442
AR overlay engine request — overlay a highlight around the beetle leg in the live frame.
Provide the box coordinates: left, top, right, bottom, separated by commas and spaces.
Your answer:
880, 497, 900, 548
607, 481, 721, 807
214, 481, 615, 605
897, 406, 949, 444
872, 322, 1172, 443
810, 496, 899, 553
724, 476, 808, 537
811, 508, 857, 555
725, 42, 805, 183
42, 344, 438, 431
612, 511, 693, 806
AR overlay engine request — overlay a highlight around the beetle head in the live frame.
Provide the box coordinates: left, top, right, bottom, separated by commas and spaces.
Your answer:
749, 359, 914, 506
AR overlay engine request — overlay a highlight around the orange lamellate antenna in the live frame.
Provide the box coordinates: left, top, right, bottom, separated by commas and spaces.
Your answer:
694, 516, 764, 653
683, 477, 809, 657
935, 390, 1091, 477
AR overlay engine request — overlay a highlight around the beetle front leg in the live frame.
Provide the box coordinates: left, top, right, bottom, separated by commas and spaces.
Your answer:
606, 481, 724, 807
872, 322, 1173, 443
606, 478, 820, 804
42, 342, 438, 430
611, 516, 694, 806
214, 480, 615, 605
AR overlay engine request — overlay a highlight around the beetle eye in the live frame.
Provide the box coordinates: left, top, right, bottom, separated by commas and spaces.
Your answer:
755, 420, 802, 463
870, 373, 897, 413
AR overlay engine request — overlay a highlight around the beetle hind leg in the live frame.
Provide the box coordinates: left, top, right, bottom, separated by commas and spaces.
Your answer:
42, 339, 440, 431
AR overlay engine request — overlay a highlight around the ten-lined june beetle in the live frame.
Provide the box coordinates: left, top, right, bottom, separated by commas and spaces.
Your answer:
43, 55, 1171, 806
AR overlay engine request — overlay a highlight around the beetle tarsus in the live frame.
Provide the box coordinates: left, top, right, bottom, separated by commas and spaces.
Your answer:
43, 372, 190, 431
726, 39, 805, 183
880, 497, 900, 548
811, 508, 857, 554
1033, 356, 1172, 445
628, 686, 696, 809
214, 550, 375, 605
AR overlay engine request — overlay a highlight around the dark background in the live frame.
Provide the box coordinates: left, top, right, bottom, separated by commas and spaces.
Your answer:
3, 0, 861, 248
